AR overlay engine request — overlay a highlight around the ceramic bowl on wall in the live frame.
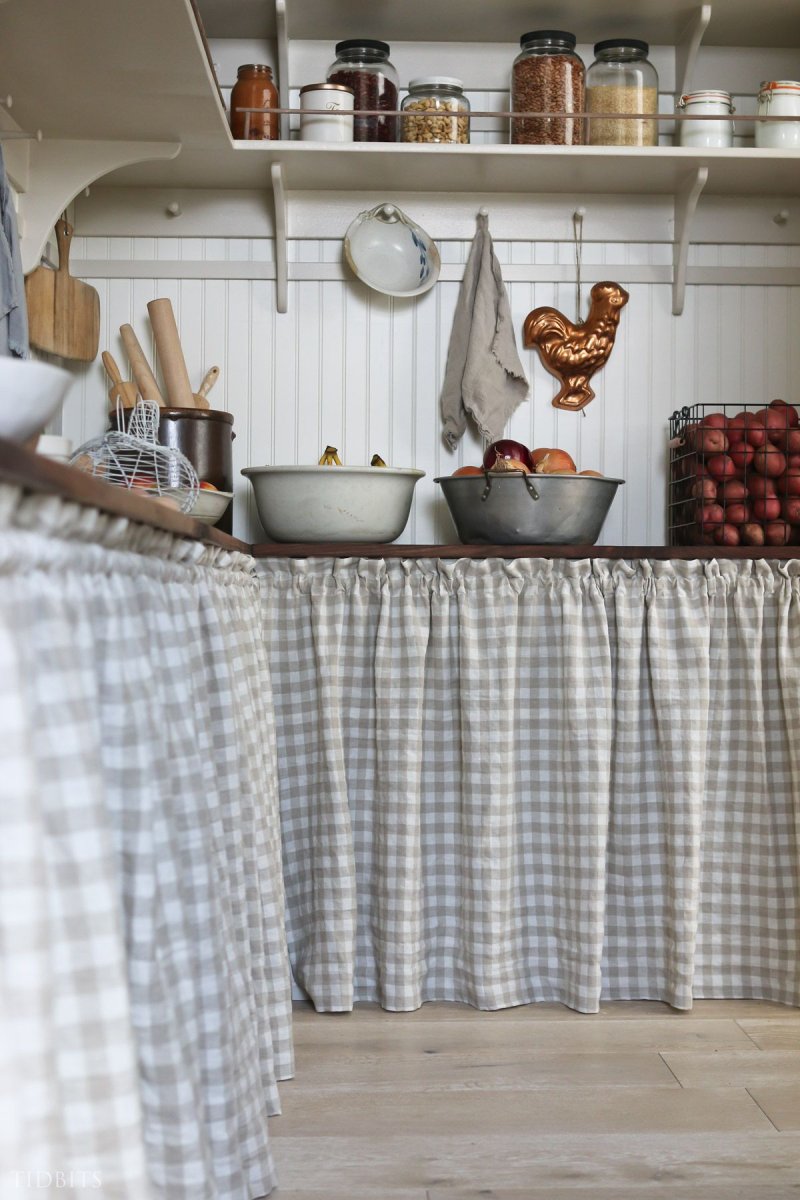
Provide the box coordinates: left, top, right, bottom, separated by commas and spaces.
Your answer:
0, 358, 72, 443
344, 203, 440, 298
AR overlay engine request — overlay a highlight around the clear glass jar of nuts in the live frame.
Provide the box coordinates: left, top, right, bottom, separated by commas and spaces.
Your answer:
401, 77, 470, 144
511, 30, 584, 145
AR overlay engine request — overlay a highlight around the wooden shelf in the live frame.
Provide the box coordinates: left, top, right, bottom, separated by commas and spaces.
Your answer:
197, 0, 800, 49
0, 439, 250, 554
105, 141, 800, 195
251, 542, 800, 560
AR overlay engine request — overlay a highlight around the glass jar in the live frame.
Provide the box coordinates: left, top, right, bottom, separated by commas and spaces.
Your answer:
585, 39, 658, 146
756, 80, 800, 149
401, 77, 470, 144
677, 91, 734, 148
326, 39, 399, 142
511, 30, 584, 145
229, 64, 279, 140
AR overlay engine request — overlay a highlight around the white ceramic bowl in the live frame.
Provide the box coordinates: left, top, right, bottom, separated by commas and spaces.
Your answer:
188, 488, 233, 526
0, 358, 72, 442
241, 464, 425, 543
344, 203, 440, 298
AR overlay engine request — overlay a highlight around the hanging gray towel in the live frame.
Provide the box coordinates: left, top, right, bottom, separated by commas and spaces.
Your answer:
0, 145, 29, 359
440, 211, 527, 450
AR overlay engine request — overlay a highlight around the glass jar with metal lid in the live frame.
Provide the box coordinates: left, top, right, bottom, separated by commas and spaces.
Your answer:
585, 39, 659, 146
677, 91, 734, 148
326, 39, 399, 142
511, 30, 584, 145
756, 80, 800, 149
229, 64, 279, 140
401, 77, 470, 144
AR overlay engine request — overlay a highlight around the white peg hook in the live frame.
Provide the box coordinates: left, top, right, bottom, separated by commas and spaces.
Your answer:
774, 209, 790, 226
166, 201, 182, 218
478, 206, 489, 217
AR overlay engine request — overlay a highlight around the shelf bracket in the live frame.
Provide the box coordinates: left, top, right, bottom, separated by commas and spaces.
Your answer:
11, 138, 181, 274
275, 0, 290, 142
675, 4, 712, 99
271, 161, 288, 313
672, 165, 708, 316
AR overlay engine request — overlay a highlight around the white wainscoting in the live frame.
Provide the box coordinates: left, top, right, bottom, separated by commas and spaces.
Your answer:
58, 236, 800, 545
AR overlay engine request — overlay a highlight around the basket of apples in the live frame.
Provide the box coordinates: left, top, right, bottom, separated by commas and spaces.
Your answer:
435, 439, 624, 545
669, 399, 800, 547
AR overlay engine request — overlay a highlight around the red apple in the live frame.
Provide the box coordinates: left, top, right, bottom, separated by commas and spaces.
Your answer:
753, 497, 782, 521
753, 445, 787, 477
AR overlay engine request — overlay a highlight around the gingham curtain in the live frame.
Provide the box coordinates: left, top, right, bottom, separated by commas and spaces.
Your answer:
259, 556, 800, 1015
0, 485, 292, 1200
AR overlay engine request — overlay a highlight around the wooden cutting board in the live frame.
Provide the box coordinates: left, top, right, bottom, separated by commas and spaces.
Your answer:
25, 218, 100, 361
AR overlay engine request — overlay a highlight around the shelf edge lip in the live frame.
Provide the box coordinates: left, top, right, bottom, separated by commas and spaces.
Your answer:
250, 542, 800, 560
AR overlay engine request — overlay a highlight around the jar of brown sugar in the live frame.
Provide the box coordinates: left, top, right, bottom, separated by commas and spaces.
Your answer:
511, 30, 584, 145
327, 39, 399, 141
230, 64, 279, 140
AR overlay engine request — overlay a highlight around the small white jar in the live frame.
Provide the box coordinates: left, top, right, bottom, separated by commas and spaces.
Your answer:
756, 80, 800, 149
677, 90, 734, 148
36, 434, 73, 463
299, 82, 354, 142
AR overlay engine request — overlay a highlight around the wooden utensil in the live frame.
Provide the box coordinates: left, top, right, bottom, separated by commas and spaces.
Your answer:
25, 218, 100, 362
119, 324, 165, 405
102, 350, 124, 388
198, 366, 220, 398
147, 298, 194, 408
108, 381, 140, 410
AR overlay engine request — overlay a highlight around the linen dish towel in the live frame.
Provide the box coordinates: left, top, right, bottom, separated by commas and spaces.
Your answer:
0, 145, 29, 359
440, 211, 528, 450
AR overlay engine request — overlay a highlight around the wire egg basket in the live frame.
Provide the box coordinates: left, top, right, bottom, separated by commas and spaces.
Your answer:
69, 399, 199, 512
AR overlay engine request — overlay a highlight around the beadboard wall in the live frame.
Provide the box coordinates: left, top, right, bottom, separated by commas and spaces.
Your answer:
58, 235, 800, 545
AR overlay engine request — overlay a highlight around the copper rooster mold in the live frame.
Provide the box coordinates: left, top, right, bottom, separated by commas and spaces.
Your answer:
523, 281, 629, 412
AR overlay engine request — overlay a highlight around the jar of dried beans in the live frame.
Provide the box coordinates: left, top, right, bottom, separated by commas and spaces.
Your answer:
511, 30, 584, 145
586, 40, 659, 146
401, 77, 470, 144
326, 38, 399, 142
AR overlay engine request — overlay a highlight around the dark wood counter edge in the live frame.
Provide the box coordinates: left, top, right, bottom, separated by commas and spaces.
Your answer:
0, 438, 250, 554
252, 541, 800, 560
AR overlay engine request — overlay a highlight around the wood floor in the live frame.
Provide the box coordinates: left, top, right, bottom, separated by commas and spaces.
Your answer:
270, 999, 800, 1199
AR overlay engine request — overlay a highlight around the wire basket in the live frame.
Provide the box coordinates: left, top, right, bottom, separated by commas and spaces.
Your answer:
70, 399, 199, 513
668, 401, 800, 548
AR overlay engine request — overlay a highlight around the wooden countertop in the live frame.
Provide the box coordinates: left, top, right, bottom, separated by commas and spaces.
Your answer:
3, 439, 800, 560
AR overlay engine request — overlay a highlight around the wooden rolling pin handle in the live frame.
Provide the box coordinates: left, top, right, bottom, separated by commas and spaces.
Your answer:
147, 298, 194, 408
119, 323, 165, 406
102, 350, 124, 387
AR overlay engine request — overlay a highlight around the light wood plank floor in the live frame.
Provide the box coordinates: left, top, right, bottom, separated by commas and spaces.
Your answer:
270, 999, 800, 1199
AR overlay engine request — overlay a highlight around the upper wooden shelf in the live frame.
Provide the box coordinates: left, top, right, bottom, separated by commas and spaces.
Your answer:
109, 140, 800, 195
197, 0, 800, 48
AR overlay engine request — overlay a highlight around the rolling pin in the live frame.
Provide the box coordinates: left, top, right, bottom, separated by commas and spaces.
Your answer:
102, 350, 139, 409
119, 324, 165, 405
147, 299, 194, 408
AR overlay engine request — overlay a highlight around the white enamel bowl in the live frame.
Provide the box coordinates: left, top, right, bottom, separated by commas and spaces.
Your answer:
188, 488, 233, 525
344, 203, 440, 298
0, 358, 72, 442
242, 464, 425, 543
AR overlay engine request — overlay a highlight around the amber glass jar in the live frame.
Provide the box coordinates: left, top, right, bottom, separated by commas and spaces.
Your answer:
230, 64, 279, 140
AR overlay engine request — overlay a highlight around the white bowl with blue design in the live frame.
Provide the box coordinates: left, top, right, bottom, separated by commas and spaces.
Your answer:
344, 203, 440, 298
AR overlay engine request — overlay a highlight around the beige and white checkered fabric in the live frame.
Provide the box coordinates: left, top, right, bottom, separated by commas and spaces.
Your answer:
259, 555, 800, 1014
0, 485, 292, 1200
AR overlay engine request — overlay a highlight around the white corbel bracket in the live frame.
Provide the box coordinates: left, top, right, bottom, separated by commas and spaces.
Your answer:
675, 4, 712, 100
10, 139, 181, 274
271, 161, 288, 313
672, 166, 708, 316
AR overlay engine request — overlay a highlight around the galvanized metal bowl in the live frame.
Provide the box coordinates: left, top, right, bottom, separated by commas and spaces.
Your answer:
435, 472, 624, 545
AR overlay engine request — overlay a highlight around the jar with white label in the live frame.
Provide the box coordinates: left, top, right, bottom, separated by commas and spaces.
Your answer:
756, 80, 800, 149
677, 91, 734, 148
299, 82, 354, 142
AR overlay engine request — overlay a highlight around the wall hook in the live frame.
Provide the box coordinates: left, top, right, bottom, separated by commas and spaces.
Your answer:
166, 201, 182, 218
773, 209, 790, 226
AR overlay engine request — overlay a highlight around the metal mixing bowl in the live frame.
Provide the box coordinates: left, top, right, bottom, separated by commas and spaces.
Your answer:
435, 472, 624, 545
